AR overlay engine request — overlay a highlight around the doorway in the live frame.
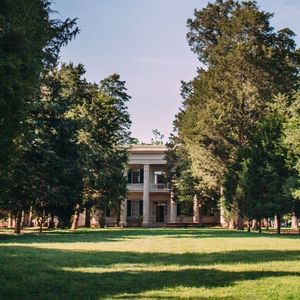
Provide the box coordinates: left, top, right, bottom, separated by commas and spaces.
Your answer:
156, 204, 165, 222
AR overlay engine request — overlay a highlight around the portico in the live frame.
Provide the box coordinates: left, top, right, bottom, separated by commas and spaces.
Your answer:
122, 145, 220, 227
80, 144, 221, 228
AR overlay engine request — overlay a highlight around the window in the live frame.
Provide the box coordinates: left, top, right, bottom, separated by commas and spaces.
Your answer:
132, 170, 140, 184
128, 169, 144, 184
154, 171, 165, 184
127, 200, 143, 217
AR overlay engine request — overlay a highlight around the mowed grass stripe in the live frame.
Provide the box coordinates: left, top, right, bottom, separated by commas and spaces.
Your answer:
0, 228, 299, 299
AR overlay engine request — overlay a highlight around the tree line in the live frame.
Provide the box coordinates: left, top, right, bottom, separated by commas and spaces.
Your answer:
166, 0, 300, 234
0, 0, 132, 233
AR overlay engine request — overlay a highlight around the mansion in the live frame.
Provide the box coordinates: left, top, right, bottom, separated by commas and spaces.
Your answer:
79, 144, 224, 227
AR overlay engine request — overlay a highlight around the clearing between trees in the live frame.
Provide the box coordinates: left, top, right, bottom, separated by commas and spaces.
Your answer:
0, 228, 300, 299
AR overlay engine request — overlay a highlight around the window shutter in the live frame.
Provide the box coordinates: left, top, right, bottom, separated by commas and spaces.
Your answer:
127, 170, 132, 183
177, 203, 181, 216
140, 169, 144, 183
139, 200, 143, 216
127, 200, 132, 217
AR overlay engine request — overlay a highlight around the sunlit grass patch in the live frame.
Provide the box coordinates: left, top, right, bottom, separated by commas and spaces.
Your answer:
0, 228, 300, 299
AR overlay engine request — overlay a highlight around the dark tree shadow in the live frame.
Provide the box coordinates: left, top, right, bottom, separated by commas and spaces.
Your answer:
0, 246, 300, 299
0, 228, 299, 244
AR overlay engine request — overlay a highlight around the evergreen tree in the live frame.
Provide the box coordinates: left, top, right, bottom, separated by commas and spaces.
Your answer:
227, 107, 293, 234
31, 64, 88, 230
0, 0, 78, 233
176, 0, 300, 228
76, 74, 132, 228
283, 93, 300, 226
165, 136, 219, 219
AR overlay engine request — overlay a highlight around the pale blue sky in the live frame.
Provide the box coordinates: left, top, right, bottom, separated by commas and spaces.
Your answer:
53, 0, 300, 143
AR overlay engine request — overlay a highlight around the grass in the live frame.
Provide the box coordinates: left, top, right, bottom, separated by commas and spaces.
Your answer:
0, 228, 300, 299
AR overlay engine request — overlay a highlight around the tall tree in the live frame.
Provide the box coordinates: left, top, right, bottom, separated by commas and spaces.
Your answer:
0, 0, 78, 233
31, 64, 88, 230
176, 0, 300, 228
227, 103, 293, 234
283, 93, 300, 228
75, 74, 132, 228
0, 0, 78, 166
165, 135, 219, 220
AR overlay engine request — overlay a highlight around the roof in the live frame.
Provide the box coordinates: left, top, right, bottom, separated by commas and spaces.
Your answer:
129, 144, 167, 154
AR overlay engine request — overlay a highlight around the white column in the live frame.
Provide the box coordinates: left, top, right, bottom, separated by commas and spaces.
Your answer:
220, 186, 228, 227
220, 205, 228, 227
274, 215, 278, 229
142, 164, 150, 227
292, 213, 298, 230
193, 195, 199, 224
169, 192, 177, 223
91, 210, 100, 228
120, 199, 127, 227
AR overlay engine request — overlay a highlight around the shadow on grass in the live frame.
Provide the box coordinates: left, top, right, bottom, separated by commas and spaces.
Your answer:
0, 246, 300, 299
0, 228, 299, 244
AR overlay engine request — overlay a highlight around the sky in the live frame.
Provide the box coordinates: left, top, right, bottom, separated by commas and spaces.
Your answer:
52, 0, 300, 143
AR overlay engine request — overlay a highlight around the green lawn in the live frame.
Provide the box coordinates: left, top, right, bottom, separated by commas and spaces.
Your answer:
0, 228, 300, 299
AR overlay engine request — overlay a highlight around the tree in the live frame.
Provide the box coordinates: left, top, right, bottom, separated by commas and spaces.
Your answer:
227, 107, 293, 234
0, 0, 78, 233
30, 63, 89, 230
165, 135, 219, 223
151, 129, 165, 145
283, 93, 300, 228
175, 0, 300, 229
0, 0, 78, 167
75, 74, 132, 228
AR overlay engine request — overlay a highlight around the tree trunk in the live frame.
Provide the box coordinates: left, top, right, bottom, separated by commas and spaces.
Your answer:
265, 218, 269, 231
39, 211, 46, 233
21, 211, 27, 227
85, 208, 91, 228
39, 219, 43, 233
236, 215, 244, 230
291, 212, 298, 230
48, 213, 55, 229
28, 210, 33, 227
99, 210, 105, 228
257, 219, 262, 233
276, 215, 281, 235
199, 206, 204, 227
252, 219, 257, 230
247, 219, 251, 232
71, 204, 81, 230
14, 211, 22, 234
8, 212, 14, 227
229, 220, 236, 229
274, 215, 278, 229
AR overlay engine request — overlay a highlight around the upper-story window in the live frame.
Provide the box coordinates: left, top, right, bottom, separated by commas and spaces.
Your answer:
132, 170, 140, 183
154, 171, 165, 184
128, 169, 144, 184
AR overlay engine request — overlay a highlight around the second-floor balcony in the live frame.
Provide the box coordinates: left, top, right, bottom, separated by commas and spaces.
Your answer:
127, 183, 170, 192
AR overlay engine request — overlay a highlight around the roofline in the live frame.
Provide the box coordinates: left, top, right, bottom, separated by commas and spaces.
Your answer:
129, 144, 167, 154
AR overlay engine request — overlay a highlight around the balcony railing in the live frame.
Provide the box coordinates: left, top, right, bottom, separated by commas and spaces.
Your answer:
127, 183, 143, 191
150, 183, 169, 191
127, 183, 169, 192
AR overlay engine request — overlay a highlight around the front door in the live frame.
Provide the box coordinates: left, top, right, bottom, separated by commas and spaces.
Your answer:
156, 205, 165, 222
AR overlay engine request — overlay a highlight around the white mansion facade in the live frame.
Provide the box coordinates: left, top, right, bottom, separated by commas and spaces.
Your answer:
79, 144, 223, 227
